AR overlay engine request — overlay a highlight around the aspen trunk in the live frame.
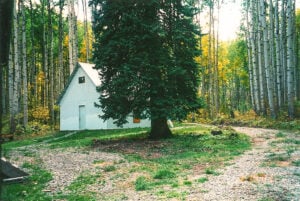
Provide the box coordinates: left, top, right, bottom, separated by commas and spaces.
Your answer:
280, 0, 287, 104
257, 22, 266, 115
58, 0, 64, 91
274, 0, 282, 108
250, 0, 260, 113
10, 3, 20, 133
82, 0, 90, 62
47, 0, 55, 127
21, 0, 28, 126
259, 0, 275, 118
29, 0, 37, 105
245, 2, 255, 109
286, 0, 295, 118
68, 0, 77, 74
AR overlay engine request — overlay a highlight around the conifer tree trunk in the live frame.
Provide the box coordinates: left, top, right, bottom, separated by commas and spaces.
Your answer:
149, 118, 172, 139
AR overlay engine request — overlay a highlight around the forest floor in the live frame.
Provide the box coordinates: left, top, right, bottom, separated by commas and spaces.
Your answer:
5, 126, 300, 201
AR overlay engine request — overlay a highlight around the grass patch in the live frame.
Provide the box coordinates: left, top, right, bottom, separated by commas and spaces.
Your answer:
153, 169, 176, 179
54, 172, 102, 200
205, 168, 220, 175
135, 176, 150, 191
258, 198, 275, 201
197, 177, 208, 183
183, 180, 192, 186
292, 160, 300, 166
48, 128, 149, 148
267, 153, 290, 162
68, 172, 101, 192
103, 165, 116, 172
275, 132, 286, 138
2, 163, 52, 201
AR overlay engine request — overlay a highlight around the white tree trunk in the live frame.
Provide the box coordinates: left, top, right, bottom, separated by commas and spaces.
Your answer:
245, 1, 255, 109
280, 0, 287, 104
250, 0, 260, 113
21, 0, 28, 126
68, 0, 77, 74
259, 0, 275, 118
286, 0, 295, 118
10, 2, 20, 133
274, 0, 282, 108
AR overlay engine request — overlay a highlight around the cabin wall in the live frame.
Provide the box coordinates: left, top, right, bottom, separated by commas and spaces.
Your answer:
59, 68, 107, 130
107, 115, 151, 129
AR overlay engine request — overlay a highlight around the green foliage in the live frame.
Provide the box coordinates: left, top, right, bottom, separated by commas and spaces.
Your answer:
91, 0, 201, 130
30, 106, 50, 123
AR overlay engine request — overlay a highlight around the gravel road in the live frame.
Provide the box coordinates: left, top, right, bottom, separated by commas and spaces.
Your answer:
8, 127, 300, 200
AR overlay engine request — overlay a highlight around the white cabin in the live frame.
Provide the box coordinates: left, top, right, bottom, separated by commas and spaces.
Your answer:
57, 62, 151, 131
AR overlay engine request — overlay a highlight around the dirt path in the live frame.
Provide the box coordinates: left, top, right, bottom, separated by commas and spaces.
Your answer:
194, 127, 300, 201
8, 127, 300, 200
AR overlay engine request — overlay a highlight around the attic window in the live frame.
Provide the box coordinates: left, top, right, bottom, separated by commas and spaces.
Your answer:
79, 76, 85, 84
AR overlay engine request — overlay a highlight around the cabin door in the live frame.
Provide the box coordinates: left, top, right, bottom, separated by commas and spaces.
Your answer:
79, 105, 86, 130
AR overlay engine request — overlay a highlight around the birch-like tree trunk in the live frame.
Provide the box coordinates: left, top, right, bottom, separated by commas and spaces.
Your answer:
29, 0, 37, 104
249, 0, 260, 114
259, 0, 276, 118
256, 0, 266, 115
280, 0, 287, 104
21, 0, 28, 126
58, 0, 64, 91
41, 0, 48, 107
47, 0, 55, 127
214, 0, 220, 115
68, 0, 77, 74
286, 0, 295, 118
245, 1, 255, 109
10, 2, 20, 133
8, 43, 14, 132
82, 0, 90, 62
274, 0, 282, 108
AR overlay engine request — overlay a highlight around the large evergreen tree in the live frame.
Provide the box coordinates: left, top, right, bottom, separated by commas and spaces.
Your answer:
91, 0, 201, 139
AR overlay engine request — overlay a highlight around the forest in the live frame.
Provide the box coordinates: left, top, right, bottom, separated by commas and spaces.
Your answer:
0, 0, 299, 136
0, 0, 300, 200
